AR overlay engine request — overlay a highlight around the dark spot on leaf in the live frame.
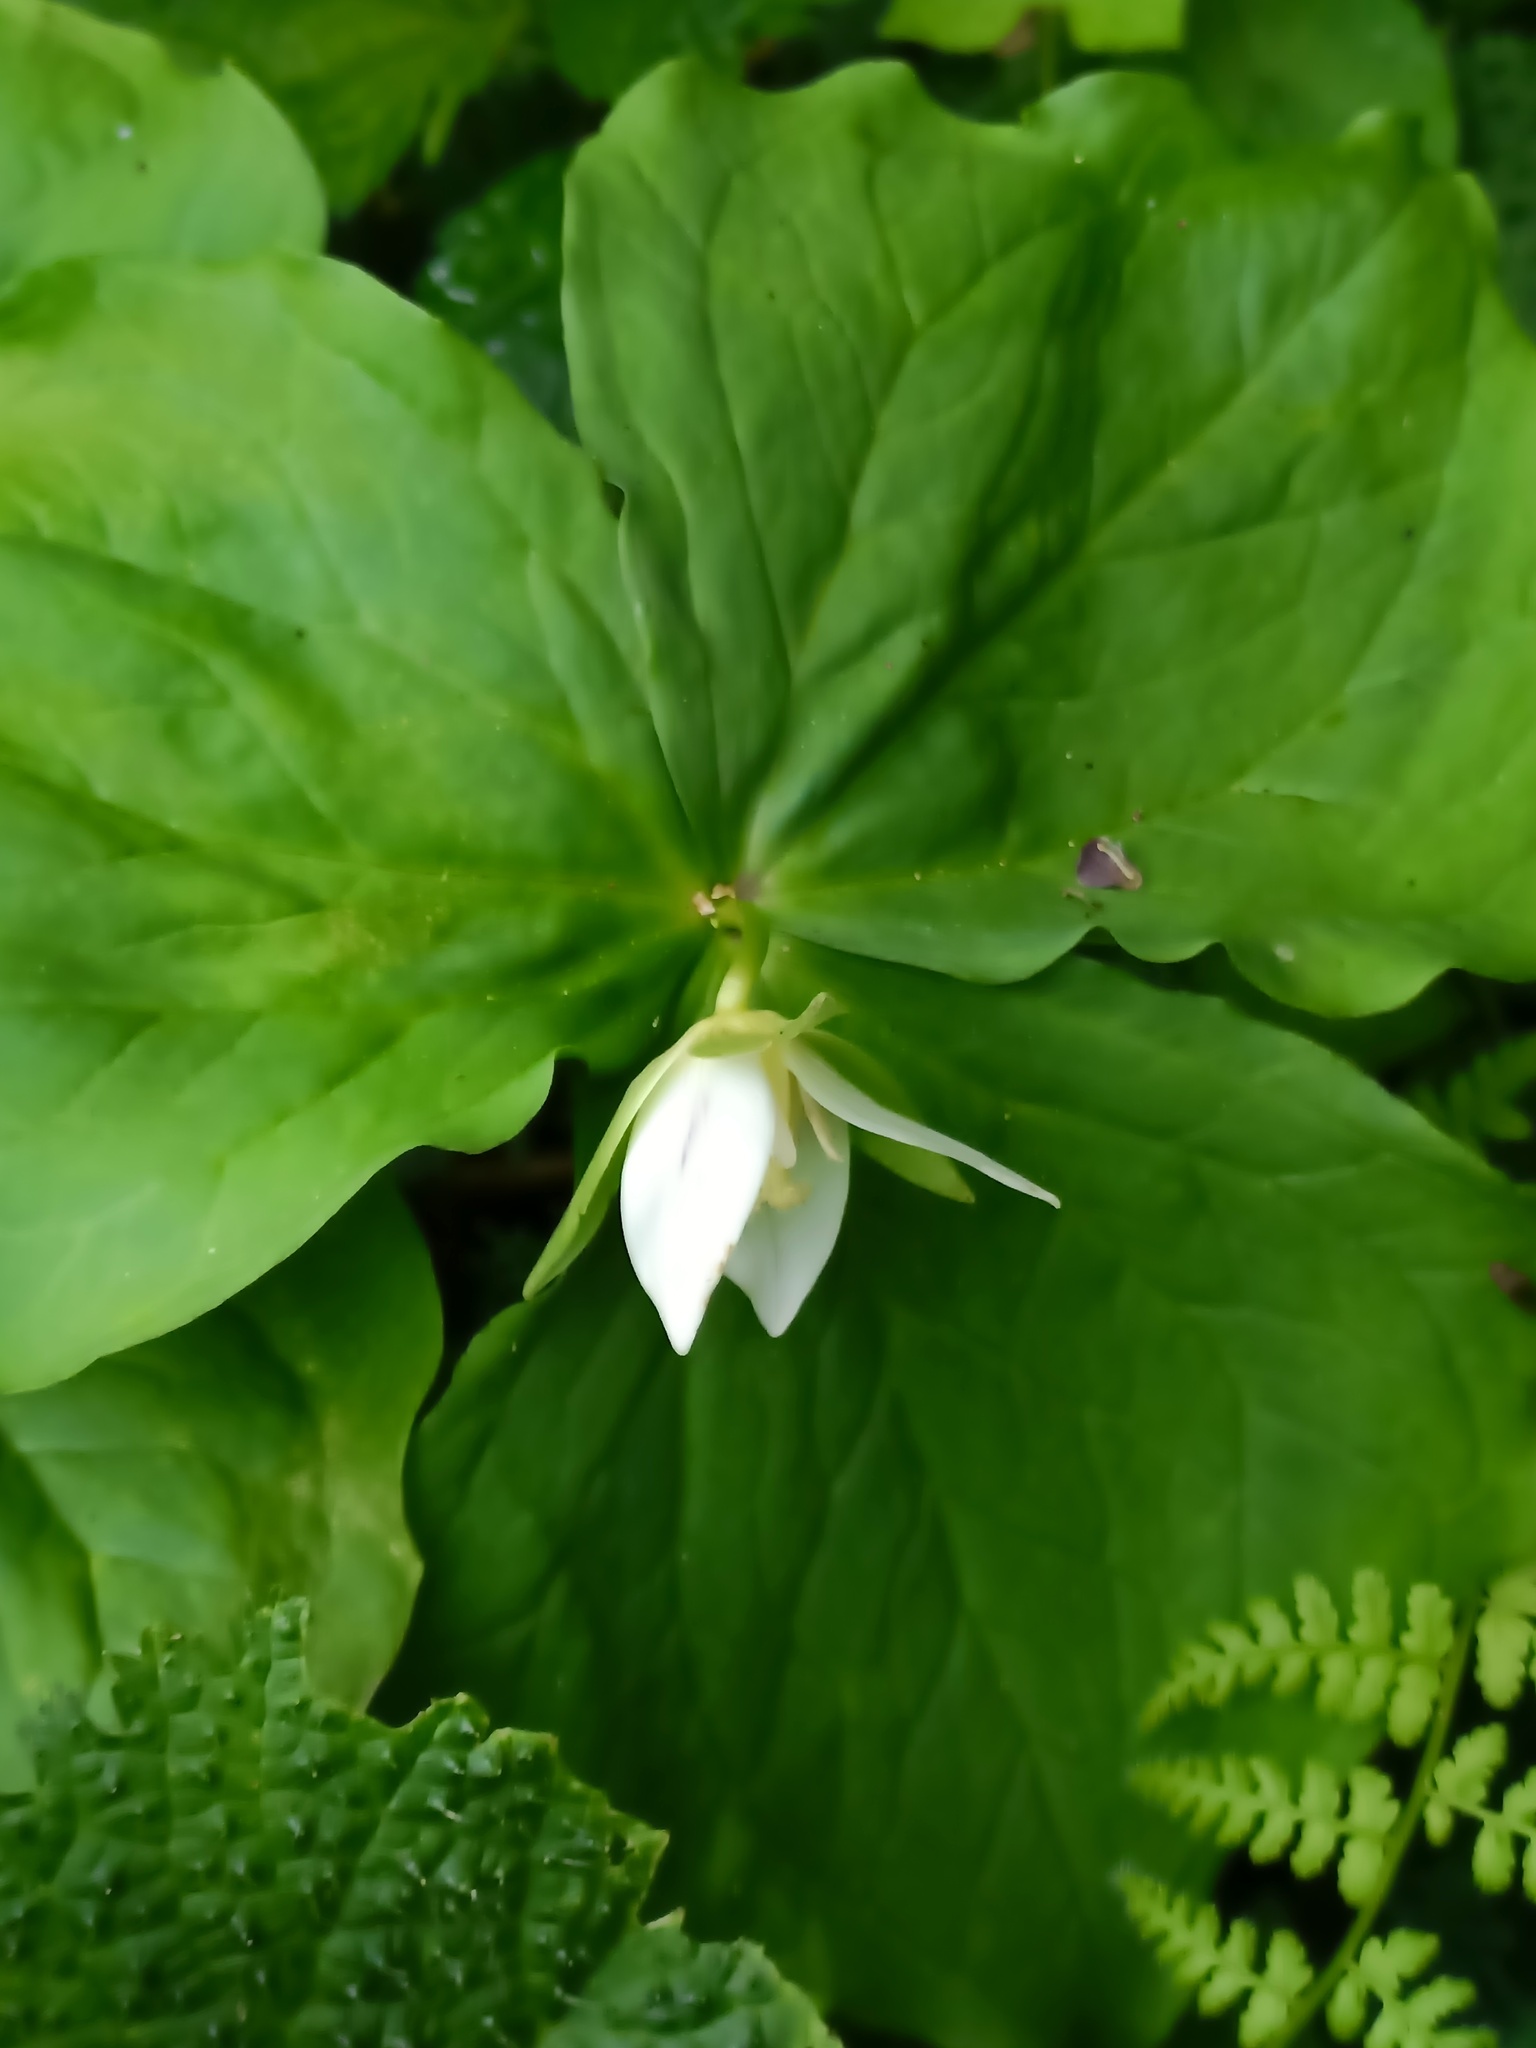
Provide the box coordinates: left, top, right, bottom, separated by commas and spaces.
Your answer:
1076, 838, 1142, 890
1491, 1262, 1536, 1313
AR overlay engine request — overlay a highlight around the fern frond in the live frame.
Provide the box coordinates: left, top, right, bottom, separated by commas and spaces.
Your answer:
1475, 1566, 1536, 1710
1144, 1572, 1455, 1746
1118, 1873, 1312, 2046
1326, 1930, 1491, 2048
1411, 1034, 1536, 1153
1132, 1756, 1399, 1906
1423, 1723, 1536, 1901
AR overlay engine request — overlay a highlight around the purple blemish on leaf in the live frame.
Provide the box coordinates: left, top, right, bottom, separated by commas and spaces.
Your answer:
1076, 838, 1142, 891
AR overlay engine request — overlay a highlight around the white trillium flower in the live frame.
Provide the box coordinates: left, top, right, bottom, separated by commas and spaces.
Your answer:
526, 994, 1059, 1356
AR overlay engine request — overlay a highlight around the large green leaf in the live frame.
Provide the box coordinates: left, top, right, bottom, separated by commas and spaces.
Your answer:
0, 0, 323, 287
0, 249, 699, 1390
1186, 0, 1456, 167
400, 946, 1536, 2048
0, 1181, 438, 1791
565, 60, 1536, 1014
67, 0, 531, 212
0, 1601, 833, 2048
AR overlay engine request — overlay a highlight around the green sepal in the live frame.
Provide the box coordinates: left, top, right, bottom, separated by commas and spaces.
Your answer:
856, 1130, 975, 1204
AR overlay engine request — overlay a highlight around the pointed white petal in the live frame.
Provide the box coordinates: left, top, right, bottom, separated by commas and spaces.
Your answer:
620, 1051, 778, 1354
525, 1033, 697, 1298
725, 1115, 850, 1336
783, 1043, 1060, 1208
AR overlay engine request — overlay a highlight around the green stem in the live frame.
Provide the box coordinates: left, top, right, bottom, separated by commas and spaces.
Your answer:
1267, 1615, 1475, 2048
712, 900, 769, 1013
1446, 1795, 1534, 1840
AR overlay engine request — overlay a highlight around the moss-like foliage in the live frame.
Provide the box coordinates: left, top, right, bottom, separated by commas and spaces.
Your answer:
0, 1602, 833, 2048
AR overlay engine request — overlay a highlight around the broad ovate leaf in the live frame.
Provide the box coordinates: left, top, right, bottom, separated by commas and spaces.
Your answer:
67, 0, 532, 212
0, 0, 323, 287
565, 60, 1536, 1014
0, 1602, 833, 2048
401, 948, 1536, 2048
0, 1181, 437, 1790
0, 250, 699, 1389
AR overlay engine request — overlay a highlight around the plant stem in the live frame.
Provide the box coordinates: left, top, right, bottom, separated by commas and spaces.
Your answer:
1267, 1614, 1475, 2048
712, 900, 769, 1012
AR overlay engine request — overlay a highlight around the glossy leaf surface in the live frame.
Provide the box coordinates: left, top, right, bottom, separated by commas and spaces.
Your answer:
420, 148, 575, 437
68, 0, 530, 211
0, 1183, 438, 1790
0, 249, 698, 1390
0, 0, 323, 287
402, 948, 1536, 2048
0, 1601, 833, 2048
566, 60, 1536, 1013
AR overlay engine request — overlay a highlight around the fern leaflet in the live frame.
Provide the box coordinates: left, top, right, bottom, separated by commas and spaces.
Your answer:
1423, 1722, 1536, 1900
1117, 1874, 1312, 2048
1133, 1756, 1399, 1906
1410, 1034, 1536, 1153
1325, 1931, 1491, 2048
1144, 1572, 1455, 1745
1474, 1567, 1536, 1710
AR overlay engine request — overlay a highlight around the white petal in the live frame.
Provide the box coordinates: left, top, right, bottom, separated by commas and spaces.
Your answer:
725, 1115, 850, 1336
620, 1051, 778, 1354
783, 1043, 1060, 1207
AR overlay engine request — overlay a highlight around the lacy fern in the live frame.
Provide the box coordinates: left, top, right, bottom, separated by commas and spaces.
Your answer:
1132, 1756, 1399, 1905
1142, 1570, 1456, 1746
1425, 1723, 1536, 1899
1124, 1567, 1536, 2048
1118, 1876, 1313, 2047
1410, 1035, 1536, 1155
1474, 1567, 1536, 1710
1326, 1932, 1491, 2048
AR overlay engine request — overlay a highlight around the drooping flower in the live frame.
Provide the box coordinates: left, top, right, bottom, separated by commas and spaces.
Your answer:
525, 994, 1059, 1356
